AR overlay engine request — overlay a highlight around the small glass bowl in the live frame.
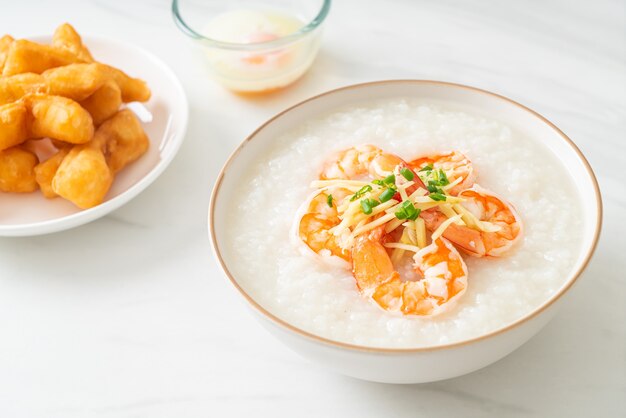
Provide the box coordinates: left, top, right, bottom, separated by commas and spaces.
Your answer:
172, 0, 331, 94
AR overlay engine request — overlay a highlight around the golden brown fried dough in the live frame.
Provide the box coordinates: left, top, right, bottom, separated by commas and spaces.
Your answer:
0, 34, 14, 72
52, 143, 112, 209
0, 146, 39, 193
79, 79, 122, 126
52, 23, 93, 63
97, 109, 149, 173
2, 39, 82, 76
0, 102, 29, 151
42, 63, 107, 101
0, 24, 152, 207
24, 94, 94, 144
0, 73, 47, 105
34, 147, 69, 198
102, 64, 151, 102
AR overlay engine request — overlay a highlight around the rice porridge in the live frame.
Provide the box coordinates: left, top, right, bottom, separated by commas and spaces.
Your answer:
225, 98, 582, 348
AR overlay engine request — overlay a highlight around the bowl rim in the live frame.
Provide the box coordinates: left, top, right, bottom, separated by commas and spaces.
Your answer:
172, 0, 332, 51
208, 79, 603, 353
0, 35, 189, 237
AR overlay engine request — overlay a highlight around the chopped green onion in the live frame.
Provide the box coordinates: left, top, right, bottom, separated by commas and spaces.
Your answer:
427, 181, 440, 193
326, 194, 333, 207
419, 164, 433, 172
383, 174, 396, 185
395, 211, 408, 220
360, 200, 373, 215
350, 185, 373, 201
395, 200, 419, 220
430, 193, 447, 201
417, 165, 450, 201
372, 179, 384, 187
400, 167, 414, 181
360, 198, 380, 215
438, 169, 449, 185
408, 208, 421, 221
379, 188, 396, 203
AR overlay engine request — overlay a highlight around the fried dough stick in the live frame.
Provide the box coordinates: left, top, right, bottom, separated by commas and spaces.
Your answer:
2, 39, 82, 76
79, 80, 122, 125
34, 147, 69, 198
0, 34, 14, 72
52, 141, 112, 209
0, 102, 29, 151
99, 109, 149, 173
24, 94, 94, 145
42, 63, 107, 101
0, 62, 149, 107
0, 146, 38, 193
0, 73, 47, 105
52, 23, 94, 63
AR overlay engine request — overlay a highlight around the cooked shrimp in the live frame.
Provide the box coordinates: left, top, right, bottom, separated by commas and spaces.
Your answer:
351, 225, 468, 316
320, 145, 405, 180
409, 150, 476, 195
297, 188, 352, 261
420, 185, 522, 257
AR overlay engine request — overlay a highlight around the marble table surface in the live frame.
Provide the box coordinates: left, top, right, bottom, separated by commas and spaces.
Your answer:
1, 0, 624, 417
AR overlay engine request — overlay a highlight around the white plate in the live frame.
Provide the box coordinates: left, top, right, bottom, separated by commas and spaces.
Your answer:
0, 36, 188, 237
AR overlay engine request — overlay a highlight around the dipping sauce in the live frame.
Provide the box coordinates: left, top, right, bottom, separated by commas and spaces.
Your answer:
202, 9, 320, 93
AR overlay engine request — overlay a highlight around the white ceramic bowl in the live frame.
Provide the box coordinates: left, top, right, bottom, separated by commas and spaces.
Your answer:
0, 36, 188, 237
209, 80, 602, 384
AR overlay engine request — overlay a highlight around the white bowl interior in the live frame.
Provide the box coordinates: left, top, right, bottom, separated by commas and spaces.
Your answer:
0, 36, 188, 236
212, 81, 600, 348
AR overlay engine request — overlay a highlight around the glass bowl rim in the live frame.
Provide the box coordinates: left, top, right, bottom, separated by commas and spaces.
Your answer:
172, 0, 332, 50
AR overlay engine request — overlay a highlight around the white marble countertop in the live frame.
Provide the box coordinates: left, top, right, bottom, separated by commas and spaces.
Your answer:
1, 0, 624, 416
